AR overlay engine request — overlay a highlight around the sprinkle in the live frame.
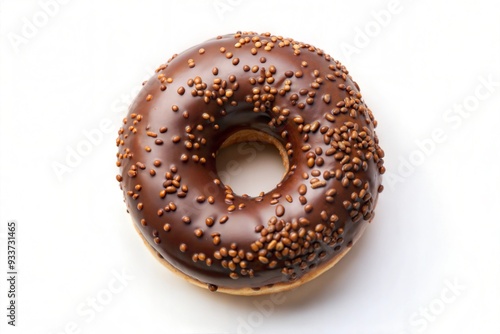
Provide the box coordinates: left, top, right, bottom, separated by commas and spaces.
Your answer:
205, 217, 214, 227
275, 204, 285, 217
311, 180, 327, 189
258, 256, 269, 264
298, 184, 307, 195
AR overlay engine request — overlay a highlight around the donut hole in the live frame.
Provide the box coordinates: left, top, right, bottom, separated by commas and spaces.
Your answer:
215, 130, 289, 197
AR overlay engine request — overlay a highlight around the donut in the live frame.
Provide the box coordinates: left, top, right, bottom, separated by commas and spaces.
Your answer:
115, 31, 385, 295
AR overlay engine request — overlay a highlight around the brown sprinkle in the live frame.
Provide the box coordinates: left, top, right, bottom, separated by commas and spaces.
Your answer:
276, 204, 285, 217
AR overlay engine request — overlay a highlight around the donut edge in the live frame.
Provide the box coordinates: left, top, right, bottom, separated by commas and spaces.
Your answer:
133, 222, 361, 296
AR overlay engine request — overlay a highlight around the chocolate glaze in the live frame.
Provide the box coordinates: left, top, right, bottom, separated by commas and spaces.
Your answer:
116, 32, 385, 291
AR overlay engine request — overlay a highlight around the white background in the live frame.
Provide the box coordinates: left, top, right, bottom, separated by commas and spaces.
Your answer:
1, 0, 499, 333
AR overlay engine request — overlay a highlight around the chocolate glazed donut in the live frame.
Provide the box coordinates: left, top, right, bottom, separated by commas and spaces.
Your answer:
115, 31, 385, 295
